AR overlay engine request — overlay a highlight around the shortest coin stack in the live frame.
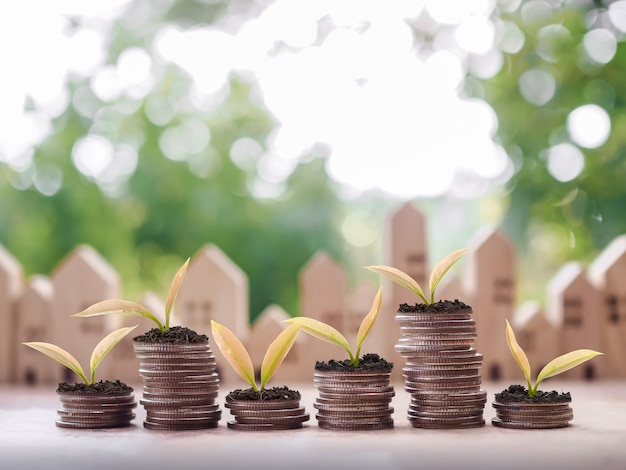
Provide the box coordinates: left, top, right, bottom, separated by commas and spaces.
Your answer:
56, 391, 136, 429
313, 370, 394, 431
225, 397, 309, 431
134, 342, 221, 430
492, 400, 573, 429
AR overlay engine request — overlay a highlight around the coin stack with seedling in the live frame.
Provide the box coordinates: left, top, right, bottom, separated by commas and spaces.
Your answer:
56, 387, 137, 429
367, 249, 486, 429
395, 305, 486, 429
225, 388, 310, 431
312, 364, 395, 431
134, 340, 222, 430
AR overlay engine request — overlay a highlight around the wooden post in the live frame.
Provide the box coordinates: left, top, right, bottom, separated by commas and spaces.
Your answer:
51, 246, 119, 383
15, 276, 55, 385
547, 262, 602, 380
513, 301, 558, 383
588, 235, 626, 378
247, 304, 309, 385
384, 202, 428, 381
465, 227, 517, 381
0, 245, 23, 383
299, 251, 348, 372
176, 245, 249, 384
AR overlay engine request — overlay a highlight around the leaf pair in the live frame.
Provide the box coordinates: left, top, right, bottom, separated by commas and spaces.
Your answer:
505, 320, 603, 397
24, 326, 137, 385
366, 248, 468, 305
73, 258, 190, 332
285, 287, 383, 366
211, 321, 301, 391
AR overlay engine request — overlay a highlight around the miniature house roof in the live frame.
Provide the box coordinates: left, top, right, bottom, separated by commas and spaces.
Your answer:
548, 261, 584, 297
513, 300, 542, 328
51, 245, 119, 288
588, 235, 626, 289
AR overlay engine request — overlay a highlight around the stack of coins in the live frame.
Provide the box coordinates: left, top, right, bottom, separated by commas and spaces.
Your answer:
56, 391, 136, 429
225, 397, 309, 430
492, 400, 573, 429
396, 308, 486, 429
134, 342, 221, 430
313, 370, 394, 431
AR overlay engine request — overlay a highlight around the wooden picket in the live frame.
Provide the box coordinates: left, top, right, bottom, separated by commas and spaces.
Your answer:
383, 202, 428, 381
0, 244, 22, 383
50, 245, 120, 383
588, 235, 626, 378
175, 244, 249, 384
547, 262, 602, 380
3, 205, 626, 386
465, 227, 517, 381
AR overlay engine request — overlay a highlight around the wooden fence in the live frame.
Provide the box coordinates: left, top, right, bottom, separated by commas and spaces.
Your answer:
2, 203, 624, 386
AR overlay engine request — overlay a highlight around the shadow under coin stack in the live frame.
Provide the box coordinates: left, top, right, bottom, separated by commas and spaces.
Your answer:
134, 342, 221, 430
56, 390, 136, 429
313, 369, 394, 431
396, 303, 486, 429
225, 395, 310, 430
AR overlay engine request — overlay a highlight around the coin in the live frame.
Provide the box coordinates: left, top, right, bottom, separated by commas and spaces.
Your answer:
226, 421, 304, 431
224, 398, 301, 410
317, 420, 394, 431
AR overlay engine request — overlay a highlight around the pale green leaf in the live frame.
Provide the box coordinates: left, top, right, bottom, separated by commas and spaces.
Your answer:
428, 248, 468, 303
355, 287, 382, 359
211, 320, 258, 390
260, 323, 301, 389
73, 299, 164, 331
23, 342, 88, 384
165, 258, 190, 329
365, 265, 427, 303
535, 349, 604, 388
89, 325, 138, 384
505, 320, 532, 391
285, 317, 353, 361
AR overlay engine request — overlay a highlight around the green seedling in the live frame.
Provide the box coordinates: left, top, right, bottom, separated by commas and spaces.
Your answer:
23, 325, 137, 385
73, 258, 190, 332
211, 320, 301, 392
285, 287, 382, 367
366, 248, 468, 306
505, 319, 603, 397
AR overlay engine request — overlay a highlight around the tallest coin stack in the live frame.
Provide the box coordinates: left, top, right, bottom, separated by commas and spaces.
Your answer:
395, 301, 487, 429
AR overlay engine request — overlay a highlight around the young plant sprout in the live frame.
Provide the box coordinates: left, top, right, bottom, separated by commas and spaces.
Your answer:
211, 320, 301, 392
23, 326, 137, 385
366, 248, 468, 306
72, 258, 190, 332
505, 320, 603, 397
284, 287, 382, 367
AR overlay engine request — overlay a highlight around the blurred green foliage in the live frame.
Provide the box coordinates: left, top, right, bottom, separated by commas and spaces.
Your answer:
479, 1, 626, 300
2, 0, 626, 318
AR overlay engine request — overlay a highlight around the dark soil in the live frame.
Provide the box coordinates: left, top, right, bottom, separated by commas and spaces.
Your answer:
133, 326, 208, 343
57, 380, 133, 394
227, 386, 301, 401
315, 353, 393, 372
495, 384, 571, 403
398, 299, 472, 313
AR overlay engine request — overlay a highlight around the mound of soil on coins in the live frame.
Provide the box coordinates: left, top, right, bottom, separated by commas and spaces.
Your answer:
227, 385, 301, 401
315, 353, 393, 372
398, 299, 472, 313
57, 380, 133, 394
133, 326, 208, 343
495, 384, 571, 403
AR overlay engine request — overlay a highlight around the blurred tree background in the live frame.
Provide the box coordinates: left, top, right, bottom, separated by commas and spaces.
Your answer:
1, 0, 625, 319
